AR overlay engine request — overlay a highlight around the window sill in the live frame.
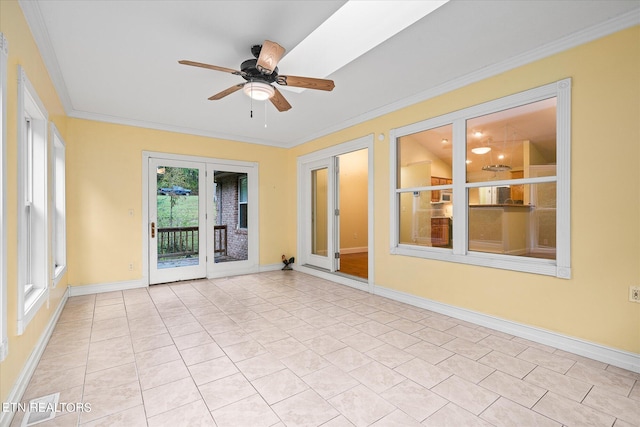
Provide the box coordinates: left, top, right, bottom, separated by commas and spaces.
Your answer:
18, 287, 49, 335
391, 244, 567, 278
53, 265, 67, 288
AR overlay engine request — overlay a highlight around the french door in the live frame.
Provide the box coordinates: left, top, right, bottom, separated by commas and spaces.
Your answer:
298, 140, 372, 285
205, 163, 257, 277
146, 154, 259, 284
149, 159, 206, 284
303, 157, 340, 271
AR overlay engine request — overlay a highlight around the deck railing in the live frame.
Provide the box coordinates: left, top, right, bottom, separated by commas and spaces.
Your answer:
214, 225, 227, 257
157, 225, 228, 259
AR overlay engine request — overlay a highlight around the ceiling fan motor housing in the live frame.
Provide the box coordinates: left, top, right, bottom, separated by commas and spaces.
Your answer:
240, 58, 278, 83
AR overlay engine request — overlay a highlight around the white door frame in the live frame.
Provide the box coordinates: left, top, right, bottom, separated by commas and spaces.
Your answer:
296, 135, 374, 292
142, 151, 259, 284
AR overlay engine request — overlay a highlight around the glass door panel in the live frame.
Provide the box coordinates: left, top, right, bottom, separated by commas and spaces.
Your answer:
149, 159, 206, 284
303, 158, 334, 271
312, 168, 328, 257
206, 163, 258, 277
212, 170, 249, 263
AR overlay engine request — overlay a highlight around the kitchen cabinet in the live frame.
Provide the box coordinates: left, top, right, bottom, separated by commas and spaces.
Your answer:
431, 217, 451, 247
430, 176, 453, 202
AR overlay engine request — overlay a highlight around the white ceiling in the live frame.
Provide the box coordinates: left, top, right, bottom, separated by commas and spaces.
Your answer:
19, 0, 640, 148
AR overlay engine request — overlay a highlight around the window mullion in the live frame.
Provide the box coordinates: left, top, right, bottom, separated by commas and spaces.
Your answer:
452, 119, 467, 256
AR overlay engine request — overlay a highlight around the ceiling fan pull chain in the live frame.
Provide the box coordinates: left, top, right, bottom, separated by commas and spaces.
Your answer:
264, 101, 267, 128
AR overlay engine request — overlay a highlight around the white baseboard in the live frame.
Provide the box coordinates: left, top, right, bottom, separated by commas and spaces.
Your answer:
259, 263, 284, 272
68, 279, 147, 296
0, 288, 69, 427
296, 265, 370, 292
340, 247, 368, 255
374, 285, 640, 374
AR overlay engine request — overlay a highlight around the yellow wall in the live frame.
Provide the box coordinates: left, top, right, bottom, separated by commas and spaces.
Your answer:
0, 0, 69, 403
1, 0, 638, 408
289, 26, 640, 353
339, 149, 368, 251
65, 119, 289, 286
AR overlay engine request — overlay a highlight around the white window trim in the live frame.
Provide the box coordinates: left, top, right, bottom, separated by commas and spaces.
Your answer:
0, 33, 8, 360
17, 66, 49, 335
389, 79, 571, 278
51, 123, 66, 286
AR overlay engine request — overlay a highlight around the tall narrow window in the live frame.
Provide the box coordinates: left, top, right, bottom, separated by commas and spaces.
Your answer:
51, 124, 66, 286
238, 175, 248, 229
0, 33, 8, 359
17, 66, 49, 334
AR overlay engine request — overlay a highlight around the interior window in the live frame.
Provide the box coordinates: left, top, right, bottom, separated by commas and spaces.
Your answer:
466, 99, 557, 259
391, 79, 571, 278
397, 124, 453, 248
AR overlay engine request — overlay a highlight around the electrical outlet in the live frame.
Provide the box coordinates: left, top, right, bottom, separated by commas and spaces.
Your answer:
630, 286, 640, 303
128, 263, 134, 271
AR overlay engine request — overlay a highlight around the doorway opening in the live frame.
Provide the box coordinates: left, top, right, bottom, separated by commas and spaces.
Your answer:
143, 152, 259, 285
336, 149, 368, 279
298, 135, 373, 289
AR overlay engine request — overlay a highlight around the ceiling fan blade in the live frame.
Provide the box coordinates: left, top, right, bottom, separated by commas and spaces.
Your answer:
256, 40, 285, 75
270, 87, 292, 112
179, 60, 245, 76
277, 75, 335, 91
208, 84, 245, 100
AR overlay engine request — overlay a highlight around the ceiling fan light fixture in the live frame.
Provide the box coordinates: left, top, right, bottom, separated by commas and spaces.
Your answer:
471, 147, 491, 155
243, 81, 275, 101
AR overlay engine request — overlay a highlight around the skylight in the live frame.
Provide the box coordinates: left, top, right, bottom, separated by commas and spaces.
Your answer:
277, 0, 449, 93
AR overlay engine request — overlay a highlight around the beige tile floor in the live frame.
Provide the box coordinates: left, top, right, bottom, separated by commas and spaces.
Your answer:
10, 271, 640, 427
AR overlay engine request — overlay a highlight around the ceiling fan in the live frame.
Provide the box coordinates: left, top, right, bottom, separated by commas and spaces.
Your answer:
179, 40, 335, 112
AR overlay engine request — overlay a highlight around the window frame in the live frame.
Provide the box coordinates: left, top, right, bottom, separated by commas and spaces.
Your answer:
389, 79, 571, 278
0, 33, 8, 359
238, 175, 248, 230
51, 123, 66, 286
17, 66, 49, 335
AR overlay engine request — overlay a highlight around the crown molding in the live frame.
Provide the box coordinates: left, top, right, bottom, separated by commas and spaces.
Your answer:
18, 0, 74, 114
19, 1, 639, 148
286, 8, 640, 148
68, 109, 285, 148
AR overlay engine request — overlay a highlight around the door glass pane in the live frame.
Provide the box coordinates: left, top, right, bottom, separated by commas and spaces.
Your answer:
312, 168, 328, 256
213, 171, 248, 263
156, 166, 199, 269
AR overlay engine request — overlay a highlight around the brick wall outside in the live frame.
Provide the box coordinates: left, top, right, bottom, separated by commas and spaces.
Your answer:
216, 174, 248, 260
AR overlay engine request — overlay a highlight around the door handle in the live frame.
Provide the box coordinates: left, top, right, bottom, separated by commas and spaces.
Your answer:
151, 222, 156, 238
